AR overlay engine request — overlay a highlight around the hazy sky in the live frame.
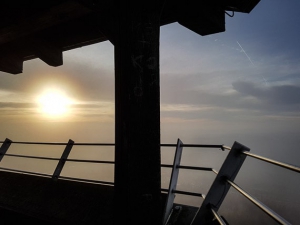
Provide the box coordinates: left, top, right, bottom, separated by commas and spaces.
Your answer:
0, 1, 299, 224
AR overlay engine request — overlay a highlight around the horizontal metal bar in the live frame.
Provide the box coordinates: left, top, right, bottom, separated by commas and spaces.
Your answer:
173, 190, 204, 198
6, 141, 70, 145
3, 153, 60, 161
178, 165, 213, 171
1, 141, 224, 149
77, 143, 223, 149
161, 164, 213, 171
161, 188, 204, 198
1, 153, 219, 173
72, 143, 115, 146
2, 153, 115, 165
2, 154, 219, 171
242, 151, 300, 173
221, 145, 231, 151
160, 144, 177, 147
59, 176, 114, 185
212, 169, 219, 175
161, 144, 223, 149
182, 144, 223, 148
66, 159, 115, 164
0, 166, 52, 178
227, 179, 291, 225
1, 141, 115, 146
0, 154, 217, 171
211, 208, 227, 225
159, 164, 173, 168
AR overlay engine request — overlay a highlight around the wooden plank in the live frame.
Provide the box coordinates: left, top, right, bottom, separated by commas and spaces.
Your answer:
178, 1, 225, 36
225, 0, 261, 13
0, 1, 91, 45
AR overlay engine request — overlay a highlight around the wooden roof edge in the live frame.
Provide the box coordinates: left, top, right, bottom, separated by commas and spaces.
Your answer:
224, 0, 260, 13
0, 0, 261, 74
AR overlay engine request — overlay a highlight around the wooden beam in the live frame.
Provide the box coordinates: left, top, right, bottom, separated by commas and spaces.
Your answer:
114, 1, 162, 224
0, 1, 91, 45
225, 0, 260, 13
0, 53, 23, 74
178, 2, 225, 36
29, 38, 63, 67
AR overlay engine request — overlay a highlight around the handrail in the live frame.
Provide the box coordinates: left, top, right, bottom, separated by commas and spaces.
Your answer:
3, 153, 218, 169
227, 179, 291, 225
0, 141, 115, 146
66, 159, 115, 164
161, 188, 204, 198
3, 153, 60, 161
219, 144, 300, 174
241, 151, 300, 173
0, 141, 224, 148
211, 208, 227, 225
221, 145, 231, 151
0, 138, 220, 194
2, 153, 115, 164
0, 138, 298, 224
161, 164, 214, 171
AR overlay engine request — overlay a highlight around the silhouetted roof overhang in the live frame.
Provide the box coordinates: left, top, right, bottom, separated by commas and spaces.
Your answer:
0, 0, 260, 74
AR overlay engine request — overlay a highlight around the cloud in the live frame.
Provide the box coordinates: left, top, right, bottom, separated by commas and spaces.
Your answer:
161, 72, 300, 120
232, 81, 300, 105
0, 102, 35, 109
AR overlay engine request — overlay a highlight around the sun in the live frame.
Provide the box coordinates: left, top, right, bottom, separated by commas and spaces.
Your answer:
37, 90, 72, 116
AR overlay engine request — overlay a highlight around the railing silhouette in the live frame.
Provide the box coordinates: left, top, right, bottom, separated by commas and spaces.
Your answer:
0, 138, 299, 225
0, 138, 115, 185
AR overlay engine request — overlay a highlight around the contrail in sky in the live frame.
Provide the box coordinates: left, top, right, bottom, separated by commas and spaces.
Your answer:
237, 41, 255, 66
237, 41, 268, 86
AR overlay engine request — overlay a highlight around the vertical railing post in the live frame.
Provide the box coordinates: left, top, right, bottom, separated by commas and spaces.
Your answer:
52, 139, 74, 181
0, 138, 12, 162
163, 138, 183, 225
191, 141, 250, 224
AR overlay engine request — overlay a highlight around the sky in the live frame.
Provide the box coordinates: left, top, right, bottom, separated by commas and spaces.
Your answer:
0, 0, 300, 224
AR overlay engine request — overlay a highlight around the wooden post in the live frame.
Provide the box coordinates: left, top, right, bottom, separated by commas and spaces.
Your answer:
114, 1, 161, 224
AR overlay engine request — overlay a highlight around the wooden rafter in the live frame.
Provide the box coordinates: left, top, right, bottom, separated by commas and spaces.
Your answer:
28, 37, 63, 67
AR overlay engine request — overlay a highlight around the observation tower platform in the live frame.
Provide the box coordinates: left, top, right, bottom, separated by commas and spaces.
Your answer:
0, 1, 260, 224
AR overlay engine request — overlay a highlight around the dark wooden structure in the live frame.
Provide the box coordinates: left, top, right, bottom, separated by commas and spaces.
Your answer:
0, 1, 260, 224
0, 171, 114, 224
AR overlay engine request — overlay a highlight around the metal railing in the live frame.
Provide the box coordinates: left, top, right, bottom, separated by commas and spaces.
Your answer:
0, 138, 224, 193
0, 138, 115, 185
191, 142, 299, 225
0, 138, 299, 225
161, 140, 299, 225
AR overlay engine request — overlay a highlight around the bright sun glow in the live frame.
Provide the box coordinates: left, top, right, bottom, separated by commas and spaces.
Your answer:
37, 90, 72, 116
